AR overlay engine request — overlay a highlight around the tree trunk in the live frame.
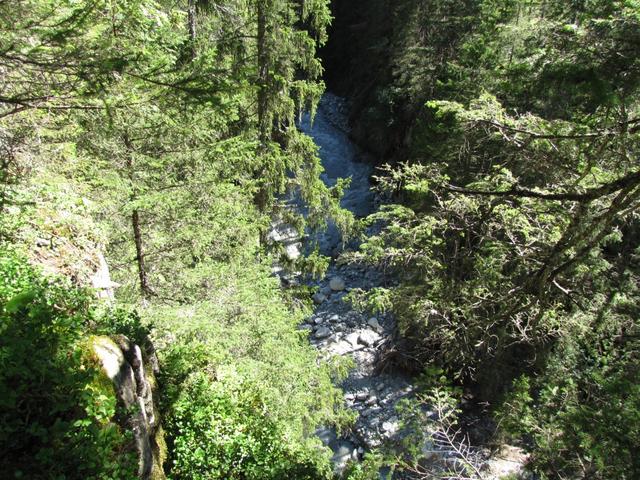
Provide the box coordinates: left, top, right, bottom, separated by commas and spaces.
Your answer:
254, 0, 271, 213
131, 208, 152, 297
188, 0, 197, 58
257, 0, 270, 148
124, 133, 152, 297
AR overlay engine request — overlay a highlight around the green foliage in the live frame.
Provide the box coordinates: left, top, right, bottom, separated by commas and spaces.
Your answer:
0, 251, 138, 479
166, 372, 331, 480
154, 259, 352, 477
338, 1, 640, 478
500, 325, 640, 478
342, 451, 385, 480
1, 0, 353, 478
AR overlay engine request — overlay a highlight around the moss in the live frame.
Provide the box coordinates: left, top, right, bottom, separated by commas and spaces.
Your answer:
150, 424, 168, 480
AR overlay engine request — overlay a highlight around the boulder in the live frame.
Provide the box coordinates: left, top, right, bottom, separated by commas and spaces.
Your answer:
315, 326, 332, 339
367, 317, 382, 332
329, 276, 346, 291
92, 335, 165, 480
345, 332, 360, 348
381, 417, 400, 437
358, 329, 381, 347
284, 242, 301, 261
91, 253, 120, 300
356, 391, 369, 401
328, 340, 353, 356
312, 292, 327, 304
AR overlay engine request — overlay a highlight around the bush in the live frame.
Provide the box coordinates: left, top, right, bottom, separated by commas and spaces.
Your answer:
154, 260, 351, 479
165, 372, 331, 480
0, 251, 138, 479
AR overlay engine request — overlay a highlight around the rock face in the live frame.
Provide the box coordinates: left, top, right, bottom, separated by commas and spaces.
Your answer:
91, 253, 121, 300
92, 335, 166, 480
312, 292, 327, 304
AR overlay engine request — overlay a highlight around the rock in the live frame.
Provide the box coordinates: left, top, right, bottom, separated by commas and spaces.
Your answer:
92, 335, 165, 480
312, 292, 327, 304
381, 417, 399, 436
332, 440, 356, 472
363, 407, 382, 417
91, 253, 120, 300
329, 276, 346, 291
329, 314, 340, 322
315, 326, 332, 339
35, 237, 50, 247
345, 332, 360, 347
365, 396, 378, 406
351, 448, 359, 461
367, 317, 382, 331
358, 330, 380, 347
356, 391, 369, 401
313, 316, 324, 325
484, 445, 529, 479
328, 340, 353, 356
284, 242, 301, 261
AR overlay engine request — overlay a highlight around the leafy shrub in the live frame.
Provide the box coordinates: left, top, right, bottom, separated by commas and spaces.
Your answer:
165, 371, 331, 480
0, 251, 138, 479
153, 260, 352, 479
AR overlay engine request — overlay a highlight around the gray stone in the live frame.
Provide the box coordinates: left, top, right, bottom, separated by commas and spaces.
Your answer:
381, 417, 399, 436
315, 326, 332, 339
92, 335, 163, 479
312, 292, 327, 304
356, 391, 369, 401
329, 276, 346, 291
328, 340, 353, 356
91, 253, 120, 300
367, 317, 382, 331
332, 440, 356, 471
345, 332, 360, 347
284, 242, 301, 261
358, 329, 380, 347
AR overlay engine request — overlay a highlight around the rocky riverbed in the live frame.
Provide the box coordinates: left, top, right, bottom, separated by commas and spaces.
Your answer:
305, 264, 415, 467
298, 94, 527, 479
299, 94, 420, 472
